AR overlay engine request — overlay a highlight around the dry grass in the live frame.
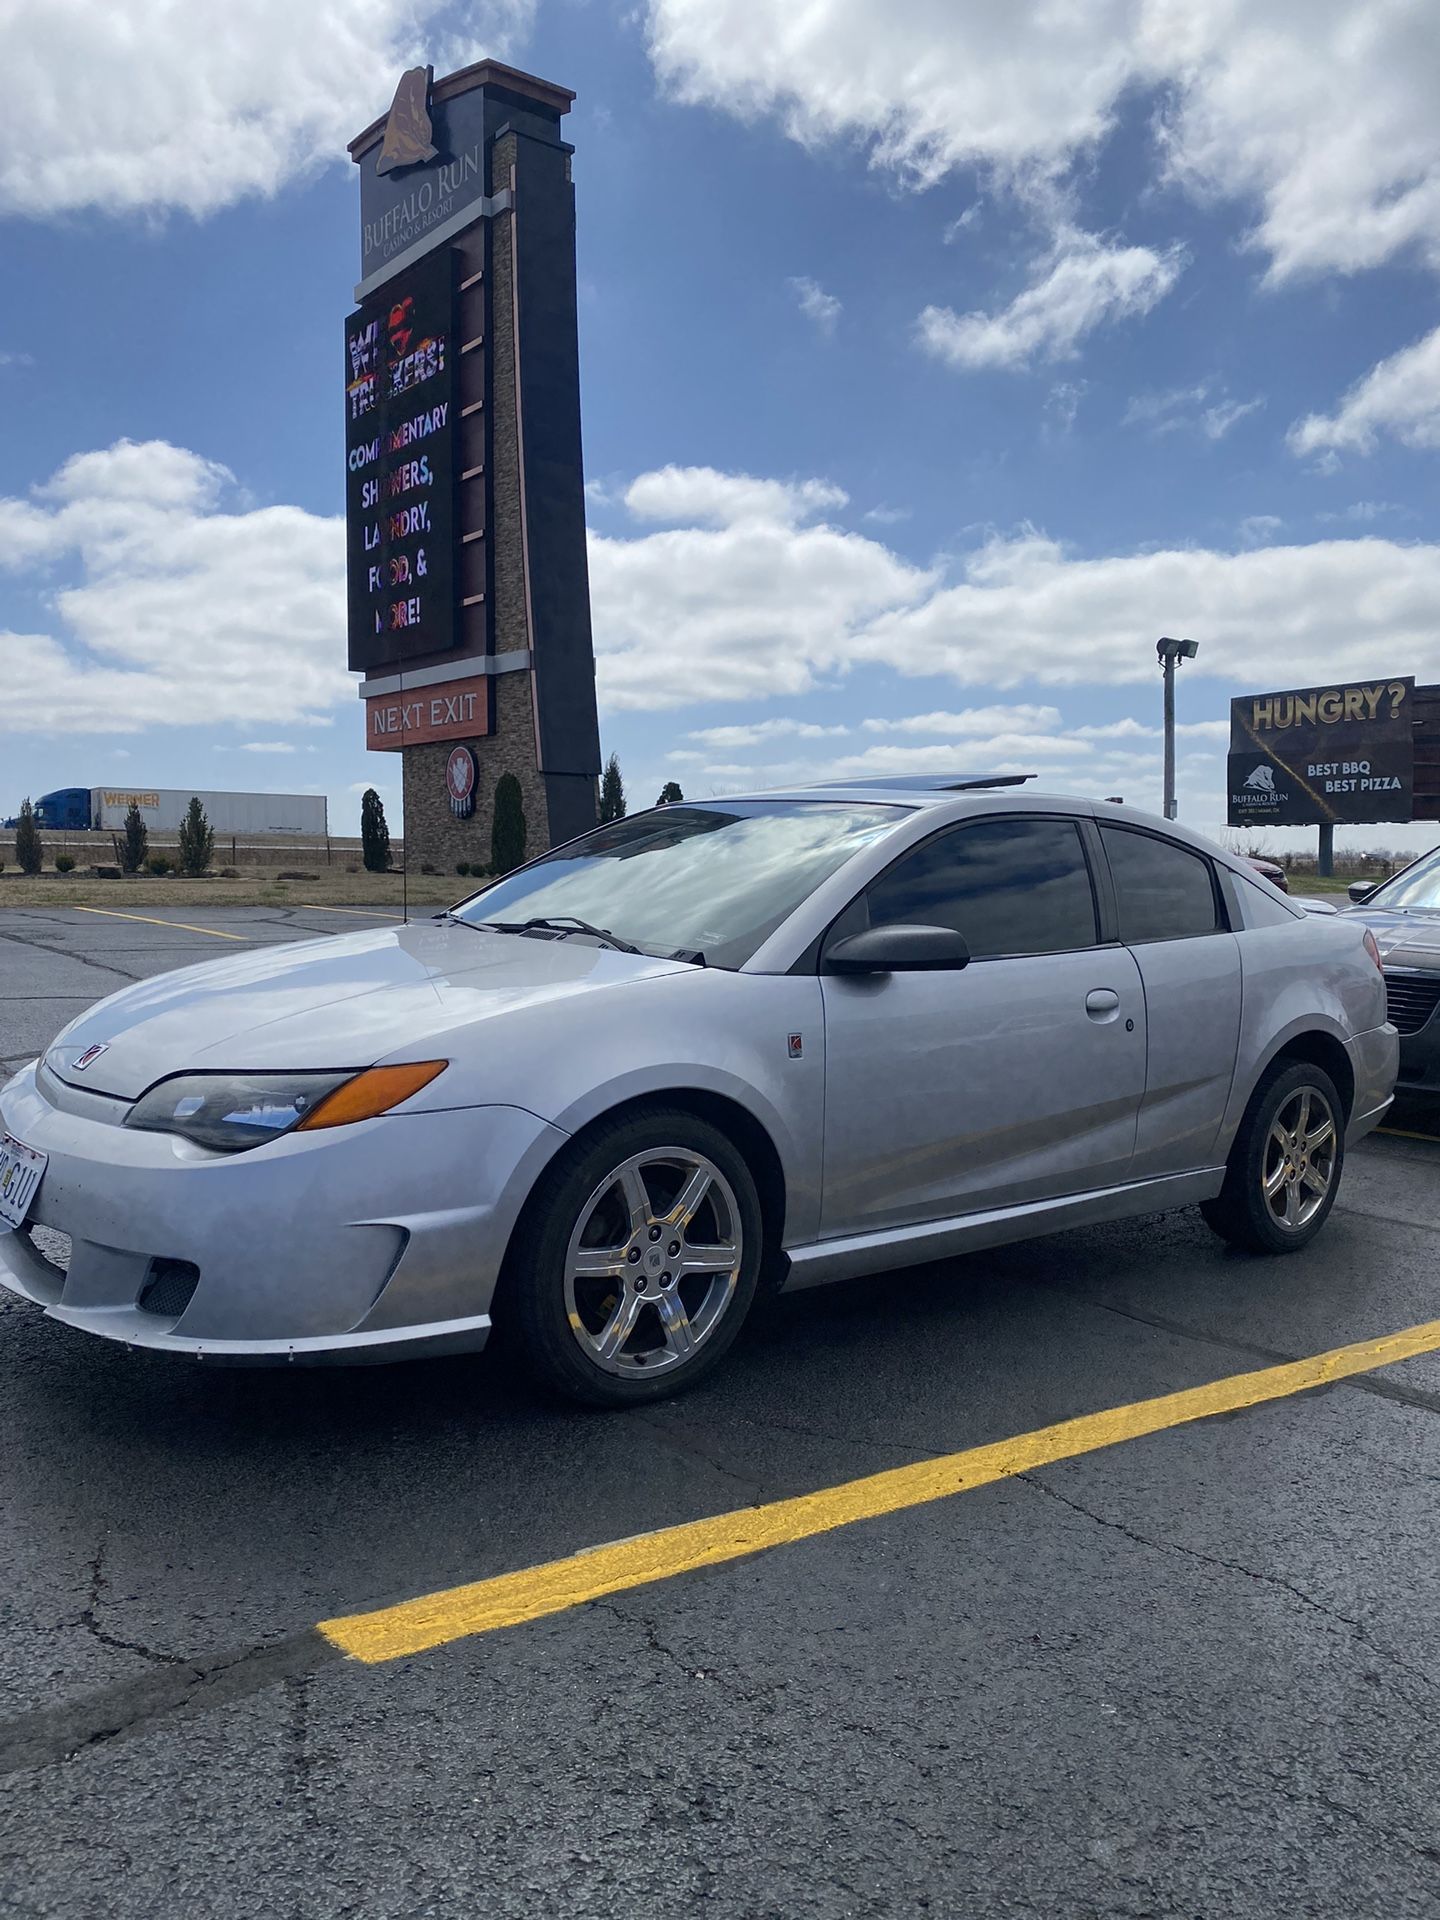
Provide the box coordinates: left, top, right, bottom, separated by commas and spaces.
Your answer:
0, 864, 477, 912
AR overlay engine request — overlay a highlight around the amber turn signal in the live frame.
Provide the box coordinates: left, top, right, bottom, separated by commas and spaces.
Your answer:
294, 1060, 448, 1131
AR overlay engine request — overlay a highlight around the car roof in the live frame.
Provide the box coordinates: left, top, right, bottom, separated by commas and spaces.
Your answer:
694, 776, 1250, 866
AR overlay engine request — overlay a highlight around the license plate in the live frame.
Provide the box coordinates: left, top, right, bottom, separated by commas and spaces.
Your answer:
0, 1133, 47, 1231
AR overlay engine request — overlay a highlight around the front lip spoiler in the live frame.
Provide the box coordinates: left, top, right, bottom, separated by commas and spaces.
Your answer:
0, 1254, 493, 1366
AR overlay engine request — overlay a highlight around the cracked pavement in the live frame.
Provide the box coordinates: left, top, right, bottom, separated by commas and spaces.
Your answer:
3, 907, 1440, 1916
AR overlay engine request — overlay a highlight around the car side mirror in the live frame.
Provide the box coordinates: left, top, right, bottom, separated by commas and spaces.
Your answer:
1347, 880, 1376, 904
826, 924, 971, 975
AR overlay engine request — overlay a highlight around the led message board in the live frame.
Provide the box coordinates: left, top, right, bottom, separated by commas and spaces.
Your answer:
345, 246, 458, 672
1227, 677, 1415, 827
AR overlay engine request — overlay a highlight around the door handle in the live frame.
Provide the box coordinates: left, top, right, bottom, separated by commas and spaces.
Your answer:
1085, 988, 1121, 1020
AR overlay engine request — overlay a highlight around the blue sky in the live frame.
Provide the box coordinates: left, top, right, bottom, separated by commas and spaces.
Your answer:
3, 0, 1438, 851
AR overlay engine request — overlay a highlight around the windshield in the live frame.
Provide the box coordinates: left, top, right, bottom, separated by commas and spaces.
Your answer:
454, 801, 906, 968
1370, 844, 1440, 913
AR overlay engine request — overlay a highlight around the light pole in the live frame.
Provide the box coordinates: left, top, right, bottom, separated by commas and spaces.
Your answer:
1156, 636, 1199, 820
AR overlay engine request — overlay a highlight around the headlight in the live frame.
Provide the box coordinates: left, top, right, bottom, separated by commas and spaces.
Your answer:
123, 1062, 447, 1153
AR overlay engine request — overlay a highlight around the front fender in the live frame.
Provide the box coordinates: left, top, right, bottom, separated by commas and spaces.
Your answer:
397, 968, 827, 1245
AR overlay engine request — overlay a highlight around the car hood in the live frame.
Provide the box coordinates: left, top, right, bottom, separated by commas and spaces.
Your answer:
43, 920, 691, 1100
1343, 906, 1440, 971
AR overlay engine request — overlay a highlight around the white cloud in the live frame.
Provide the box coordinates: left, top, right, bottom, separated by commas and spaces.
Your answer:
1124, 382, 1262, 439
0, 349, 34, 367
1317, 500, 1409, 526
863, 704, 1063, 735
918, 228, 1185, 370
589, 472, 934, 712
788, 276, 842, 335
646, 1, 1440, 282
1288, 324, 1440, 457
1123, 383, 1210, 431
1200, 396, 1264, 441
0, 0, 533, 218
648, 0, 1140, 192
2, 440, 348, 734
1238, 514, 1284, 546
240, 742, 298, 753
591, 464, 1440, 720
864, 505, 912, 526
1044, 381, 1087, 435
858, 529, 1440, 691
687, 718, 850, 748
622, 465, 848, 527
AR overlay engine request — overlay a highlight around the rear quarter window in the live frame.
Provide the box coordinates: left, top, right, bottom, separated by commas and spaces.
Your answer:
1101, 825, 1221, 943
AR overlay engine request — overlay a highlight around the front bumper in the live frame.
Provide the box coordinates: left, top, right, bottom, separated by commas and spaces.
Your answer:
0, 1061, 567, 1362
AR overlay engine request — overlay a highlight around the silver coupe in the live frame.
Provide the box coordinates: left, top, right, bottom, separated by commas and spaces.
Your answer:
0, 776, 1398, 1405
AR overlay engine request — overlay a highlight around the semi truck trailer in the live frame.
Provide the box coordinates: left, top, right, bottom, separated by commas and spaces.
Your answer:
24, 787, 329, 835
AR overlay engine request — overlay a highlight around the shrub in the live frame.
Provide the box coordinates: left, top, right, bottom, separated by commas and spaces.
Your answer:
219, 867, 240, 878
360, 788, 391, 872
456, 860, 471, 877
145, 854, 173, 876
54, 854, 76, 874
113, 802, 148, 875
94, 865, 121, 879
345, 864, 359, 874
277, 870, 317, 881
14, 798, 42, 875
492, 772, 527, 875
0, 859, 6, 874
177, 796, 214, 876
420, 862, 437, 875
599, 753, 626, 823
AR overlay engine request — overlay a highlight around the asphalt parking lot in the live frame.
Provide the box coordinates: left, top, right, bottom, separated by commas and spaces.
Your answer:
2, 904, 1439, 1919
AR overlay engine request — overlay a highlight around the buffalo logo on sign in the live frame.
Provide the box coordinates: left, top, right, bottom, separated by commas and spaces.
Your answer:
446, 745, 478, 819
377, 67, 439, 176
1227, 678, 1415, 828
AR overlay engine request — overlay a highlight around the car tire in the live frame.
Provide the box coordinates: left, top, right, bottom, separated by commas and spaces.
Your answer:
1201, 1059, 1345, 1256
506, 1107, 765, 1408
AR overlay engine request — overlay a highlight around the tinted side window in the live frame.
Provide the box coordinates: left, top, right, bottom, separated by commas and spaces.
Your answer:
863, 816, 1098, 958
1224, 869, 1300, 928
1102, 826, 1220, 942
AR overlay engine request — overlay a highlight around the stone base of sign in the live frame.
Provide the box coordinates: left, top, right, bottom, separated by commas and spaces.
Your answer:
401, 670, 561, 875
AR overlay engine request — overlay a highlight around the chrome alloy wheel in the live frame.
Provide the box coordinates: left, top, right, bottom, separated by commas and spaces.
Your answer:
1262, 1086, 1338, 1231
563, 1148, 744, 1377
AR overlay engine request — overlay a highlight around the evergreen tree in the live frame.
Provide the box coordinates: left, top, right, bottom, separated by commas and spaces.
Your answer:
599, 752, 627, 823
14, 797, 42, 875
491, 773, 527, 876
177, 796, 214, 876
656, 781, 684, 806
360, 788, 391, 872
114, 802, 148, 875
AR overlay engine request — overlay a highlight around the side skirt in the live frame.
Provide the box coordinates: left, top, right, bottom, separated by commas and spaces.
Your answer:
781, 1169, 1226, 1292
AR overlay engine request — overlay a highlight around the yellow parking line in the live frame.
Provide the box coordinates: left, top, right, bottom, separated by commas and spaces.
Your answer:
297, 904, 406, 920
1377, 1126, 1440, 1144
319, 1314, 1440, 1665
70, 905, 248, 942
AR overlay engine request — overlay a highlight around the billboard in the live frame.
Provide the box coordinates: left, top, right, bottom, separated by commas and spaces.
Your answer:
1227, 678, 1415, 827
345, 246, 459, 673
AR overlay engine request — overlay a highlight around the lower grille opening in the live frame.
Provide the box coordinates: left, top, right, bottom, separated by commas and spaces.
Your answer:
21, 1227, 71, 1278
137, 1258, 200, 1319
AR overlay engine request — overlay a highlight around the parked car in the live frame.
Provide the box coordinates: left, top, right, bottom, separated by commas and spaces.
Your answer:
1246, 855, 1289, 893
0, 778, 1397, 1406
1343, 842, 1440, 1093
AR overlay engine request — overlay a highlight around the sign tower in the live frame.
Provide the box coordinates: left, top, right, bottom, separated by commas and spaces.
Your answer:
346, 61, 600, 869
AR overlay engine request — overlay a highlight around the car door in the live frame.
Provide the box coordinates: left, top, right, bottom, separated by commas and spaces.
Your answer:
1097, 823, 1242, 1179
818, 813, 1147, 1239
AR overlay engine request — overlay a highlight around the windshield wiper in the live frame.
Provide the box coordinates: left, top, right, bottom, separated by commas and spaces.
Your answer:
467, 914, 644, 955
